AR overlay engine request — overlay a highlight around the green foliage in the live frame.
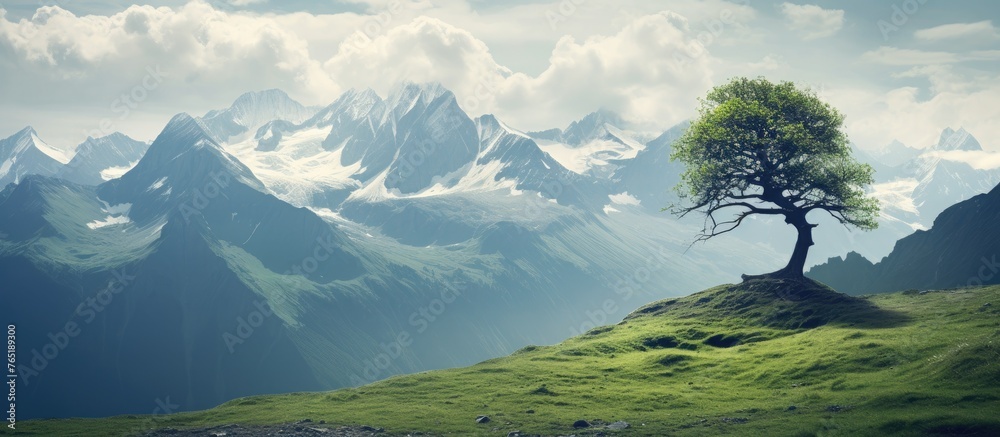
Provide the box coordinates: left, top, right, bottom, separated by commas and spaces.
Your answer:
16, 283, 1000, 436
670, 77, 879, 237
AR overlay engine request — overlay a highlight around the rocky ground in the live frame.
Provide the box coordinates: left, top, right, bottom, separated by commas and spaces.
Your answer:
142, 418, 631, 436
142, 421, 388, 437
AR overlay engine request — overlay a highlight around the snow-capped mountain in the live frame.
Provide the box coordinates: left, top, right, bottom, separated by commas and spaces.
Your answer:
0, 127, 70, 186
869, 128, 1000, 227
200, 89, 317, 144
610, 121, 689, 210
830, 127, 1000, 262
4, 85, 784, 419
528, 109, 649, 178
932, 127, 982, 151
227, 83, 605, 210
56, 133, 149, 185
870, 140, 922, 167
21, 82, 1000, 420
909, 155, 1000, 222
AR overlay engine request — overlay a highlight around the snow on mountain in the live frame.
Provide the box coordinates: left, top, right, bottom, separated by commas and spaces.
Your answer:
868, 178, 923, 230
933, 127, 982, 152
870, 140, 922, 168
529, 109, 647, 177
4, 83, 798, 419
910, 156, 1000, 221
229, 124, 363, 207
86, 200, 132, 229
228, 83, 601, 210
0, 127, 67, 186
99, 113, 266, 223
200, 89, 316, 144
609, 121, 689, 209
57, 132, 149, 185
863, 128, 1000, 236
560, 109, 629, 145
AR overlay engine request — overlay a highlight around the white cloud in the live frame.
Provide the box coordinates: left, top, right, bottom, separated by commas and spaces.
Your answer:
228, 0, 268, 6
0, 3, 340, 146
892, 65, 970, 94
747, 54, 785, 71
926, 150, 1000, 170
861, 46, 1000, 65
827, 70, 1000, 152
498, 11, 716, 130
915, 20, 998, 41
0, 0, 995, 160
323, 16, 512, 107
779, 3, 844, 40
323, 11, 717, 132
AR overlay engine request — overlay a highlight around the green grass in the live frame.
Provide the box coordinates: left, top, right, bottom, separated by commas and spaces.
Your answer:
10, 279, 1000, 436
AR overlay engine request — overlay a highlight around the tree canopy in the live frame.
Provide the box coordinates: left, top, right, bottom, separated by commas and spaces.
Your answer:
670, 77, 879, 278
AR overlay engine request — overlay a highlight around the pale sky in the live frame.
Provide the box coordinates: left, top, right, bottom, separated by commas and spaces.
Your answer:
1, 0, 998, 153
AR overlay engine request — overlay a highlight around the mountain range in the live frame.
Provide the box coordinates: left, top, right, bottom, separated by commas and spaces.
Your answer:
1, 83, 782, 419
2, 82, 998, 419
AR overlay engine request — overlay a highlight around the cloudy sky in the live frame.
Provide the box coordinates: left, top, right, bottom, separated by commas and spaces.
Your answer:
1, 0, 998, 153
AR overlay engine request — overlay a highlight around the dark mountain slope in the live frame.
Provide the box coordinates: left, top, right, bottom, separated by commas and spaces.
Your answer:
808, 182, 1000, 294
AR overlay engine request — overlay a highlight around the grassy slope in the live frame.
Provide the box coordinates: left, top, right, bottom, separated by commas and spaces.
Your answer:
12, 279, 1000, 436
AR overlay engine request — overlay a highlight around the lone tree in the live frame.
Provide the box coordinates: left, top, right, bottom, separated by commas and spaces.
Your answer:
670, 77, 879, 279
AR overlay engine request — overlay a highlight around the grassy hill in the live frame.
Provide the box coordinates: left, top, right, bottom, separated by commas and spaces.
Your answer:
12, 279, 1000, 436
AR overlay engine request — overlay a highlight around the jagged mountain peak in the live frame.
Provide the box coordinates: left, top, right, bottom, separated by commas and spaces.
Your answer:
868, 139, 921, 169
476, 113, 525, 139
343, 87, 381, 101
312, 87, 385, 125
235, 88, 292, 102
577, 108, 626, 127
200, 89, 314, 144
0, 126, 70, 186
81, 131, 140, 146
161, 112, 216, 144
113, 112, 264, 193
560, 108, 628, 146
393, 81, 449, 100
206, 89, 302, 117
385, 81, 454, 115
13, 126, 38, 138
56, 132, 149, 185
934, 127, 982, 151
5, 126, 65, 159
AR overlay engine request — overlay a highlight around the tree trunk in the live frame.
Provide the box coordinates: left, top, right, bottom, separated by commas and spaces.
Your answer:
777, 212, 817, 278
